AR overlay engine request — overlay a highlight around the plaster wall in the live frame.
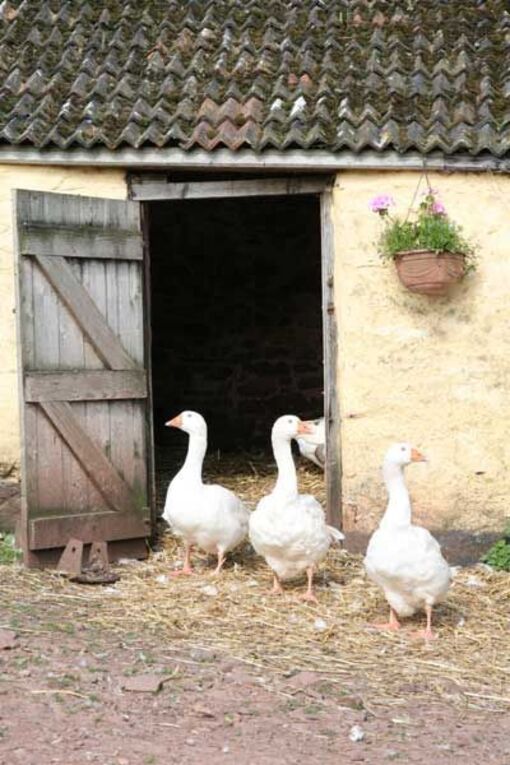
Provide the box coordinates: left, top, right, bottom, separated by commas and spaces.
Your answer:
0, 164, 127, 475
333, 170, 510, 533
0, 164, 508, 536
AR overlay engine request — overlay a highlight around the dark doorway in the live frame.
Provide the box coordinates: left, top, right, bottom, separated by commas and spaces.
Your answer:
148, 194, 323, 504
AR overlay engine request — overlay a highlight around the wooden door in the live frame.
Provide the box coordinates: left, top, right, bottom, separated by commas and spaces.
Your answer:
14, 190, 152, 566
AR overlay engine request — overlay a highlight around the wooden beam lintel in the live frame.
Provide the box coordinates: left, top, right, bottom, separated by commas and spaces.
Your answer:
130, 175, 333, 201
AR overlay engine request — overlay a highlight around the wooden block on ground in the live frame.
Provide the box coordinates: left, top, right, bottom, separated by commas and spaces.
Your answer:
56, 537, 83, 576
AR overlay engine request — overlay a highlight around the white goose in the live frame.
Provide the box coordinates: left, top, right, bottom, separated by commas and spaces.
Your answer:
296, 417, 325, 469
249, 415, 344, 602
163, 411, 249, 575
364, 443, 451, 641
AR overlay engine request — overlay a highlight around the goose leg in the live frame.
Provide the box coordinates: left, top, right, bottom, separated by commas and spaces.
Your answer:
413, 605, 438, 642
373, 607, 401, 631
212, 549, 226, 576
171, 543, 194, 576
269, 573, 284, 596
300, 566, 319, 604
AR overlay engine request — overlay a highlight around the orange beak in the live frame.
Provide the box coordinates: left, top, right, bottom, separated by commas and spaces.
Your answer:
297, 420, 314, 435
411, 447, 426, 462
165, 414, 183, 429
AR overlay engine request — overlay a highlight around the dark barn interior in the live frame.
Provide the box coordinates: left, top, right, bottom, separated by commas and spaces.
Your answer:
149, 194, 323, 482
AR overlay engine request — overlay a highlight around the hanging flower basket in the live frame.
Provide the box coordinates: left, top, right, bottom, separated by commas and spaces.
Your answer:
394, 249, 467, 296
370, 188, 477, 297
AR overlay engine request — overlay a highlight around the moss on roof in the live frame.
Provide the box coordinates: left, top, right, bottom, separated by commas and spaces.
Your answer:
0, 0, 509, 155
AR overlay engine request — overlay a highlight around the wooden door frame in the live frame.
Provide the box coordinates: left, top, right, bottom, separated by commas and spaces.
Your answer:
129, 174, 342, 529
140, 203, 157, 537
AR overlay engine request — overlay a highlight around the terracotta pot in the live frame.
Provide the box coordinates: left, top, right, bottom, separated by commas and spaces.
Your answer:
394, 250, 466, 296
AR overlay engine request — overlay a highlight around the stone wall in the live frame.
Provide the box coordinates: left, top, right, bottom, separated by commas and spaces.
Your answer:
150, 195, 324, 449
333, 170, 510, 534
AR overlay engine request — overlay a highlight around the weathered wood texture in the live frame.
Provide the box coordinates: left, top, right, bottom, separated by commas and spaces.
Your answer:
15, 190, 150, 561
34, 254, 137, 370
30, 512, 150, 550
320, 190, 342, 530
140, 203, 157, 530
39, 401, 139, 516
17, 189, 141, 238
25, 370, 147, 402
20, 223, 142, 260
129, 175, 332, 201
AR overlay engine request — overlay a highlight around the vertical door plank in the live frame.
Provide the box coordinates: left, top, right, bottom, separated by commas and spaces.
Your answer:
20, 261, 39, 515
34, 410, 65, 512
31, 250, 64, 511
24, 403, 39, 514
56, 259, 86, 369
20, 258, 35, 369
125, 261, 147, 501
32, 254, 60, 369
107, 261, 133, 487
81, 259, 106, 371
59, 259, 89, 514
82, 259, 110, 513
124, 260, 144, 364
132, 402, 148, 506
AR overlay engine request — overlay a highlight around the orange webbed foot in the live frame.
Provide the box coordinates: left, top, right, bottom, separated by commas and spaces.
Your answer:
170, 566, 193, 577
300, 591, 319, 605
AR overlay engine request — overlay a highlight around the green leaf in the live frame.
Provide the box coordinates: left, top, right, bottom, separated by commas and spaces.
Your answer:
0, 533, 22, 565
375, 205, 477, 273
481, 539, 510, 572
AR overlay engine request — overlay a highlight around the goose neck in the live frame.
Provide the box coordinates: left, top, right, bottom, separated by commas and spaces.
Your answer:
272, 434, 298, 500
380, 460, 412, 529
178, 433, 207, 483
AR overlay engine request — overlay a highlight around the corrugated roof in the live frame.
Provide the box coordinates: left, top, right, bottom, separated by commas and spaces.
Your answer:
0, 0, 509, 156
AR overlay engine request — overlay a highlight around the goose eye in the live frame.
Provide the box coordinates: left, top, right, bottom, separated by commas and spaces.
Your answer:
401, 446, 406, 451
288, 418, 293, 424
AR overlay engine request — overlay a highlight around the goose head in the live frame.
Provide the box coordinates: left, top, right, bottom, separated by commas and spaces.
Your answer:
165, 410, 207, 437
298, 417, 325, 445
384, 442, 426, 467
272, 414, 313, 442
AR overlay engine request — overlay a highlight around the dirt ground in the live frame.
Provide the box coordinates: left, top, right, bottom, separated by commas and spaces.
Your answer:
1, 555, 509, 765
0, 456, 508, 764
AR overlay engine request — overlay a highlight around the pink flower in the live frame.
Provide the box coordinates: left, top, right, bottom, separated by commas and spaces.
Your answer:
369, 194, 395, 214
431, 200, 446, 215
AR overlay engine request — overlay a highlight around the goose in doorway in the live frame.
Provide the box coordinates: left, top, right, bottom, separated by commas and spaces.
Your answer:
296, 416, 325, 469
163, 411, 249, 575
249, 415, 344, 602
